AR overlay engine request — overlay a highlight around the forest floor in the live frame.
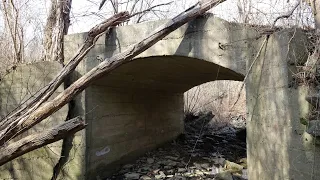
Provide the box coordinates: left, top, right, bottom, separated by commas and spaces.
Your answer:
106, 112, 247, 180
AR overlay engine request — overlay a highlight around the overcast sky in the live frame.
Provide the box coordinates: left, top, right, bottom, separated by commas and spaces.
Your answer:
68, 0, 311, 33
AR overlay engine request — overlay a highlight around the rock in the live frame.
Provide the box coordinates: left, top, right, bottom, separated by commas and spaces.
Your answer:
224, 160, 244, 172
124, 172, 140, 179
211, 166, 220, 175
183, 172, 192, 177
306, 120, 320, 137
167, 176, 186, 180
200, 163, 210, 170
195, 169, 204, 176
215, 171, 233, 180
153, 169, 160, 174
212, 157, 225, 165
167, 160, 178, 166
241, 169, 248, 179
147, 158, 155, 164
155, 171, 166, 179
177, 168, 187, 173
216, 126, 236, 135
230, 116, 246, 129
140, 175, 152, 180
152, 164, 160, 169
166, 169, 174, 173
165, 156, 179, 161
122, 164, 134, 169
239, 158, 247, 168
139, 166, 151, 172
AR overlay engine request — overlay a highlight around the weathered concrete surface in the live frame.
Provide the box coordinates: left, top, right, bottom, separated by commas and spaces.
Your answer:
62, 15, 253, 179
246, 29, 320, 179
0, 14, 318, 180
0, 62, 68, 180
65, 15, 319, 179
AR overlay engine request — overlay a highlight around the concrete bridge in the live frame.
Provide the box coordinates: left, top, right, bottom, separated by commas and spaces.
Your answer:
1, 15, 319, 180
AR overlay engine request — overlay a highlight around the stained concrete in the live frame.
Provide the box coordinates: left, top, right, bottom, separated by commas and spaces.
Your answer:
0, 62, 68, 179
0, 14, 319, 180
246, 29, 320, 179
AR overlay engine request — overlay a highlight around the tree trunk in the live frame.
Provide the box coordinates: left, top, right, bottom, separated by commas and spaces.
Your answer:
310, 0, 320, 30
43, 0, 72, 64
1, 0, 24, 63
0, 117, 85, 166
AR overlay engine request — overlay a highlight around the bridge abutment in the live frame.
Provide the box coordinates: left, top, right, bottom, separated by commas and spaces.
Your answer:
0, 15, 319, 180
246, 29, 320, 179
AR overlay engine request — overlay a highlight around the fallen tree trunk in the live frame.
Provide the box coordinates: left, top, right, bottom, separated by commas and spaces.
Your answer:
0, 0, 226, 162
0, 12, 131, 130
0, 117, 85, 166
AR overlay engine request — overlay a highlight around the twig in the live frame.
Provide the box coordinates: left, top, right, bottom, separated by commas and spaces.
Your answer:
130, 1, 173, 18
99, 0, 107, 10
231, 36, 269, 110
272, 1, 300, 27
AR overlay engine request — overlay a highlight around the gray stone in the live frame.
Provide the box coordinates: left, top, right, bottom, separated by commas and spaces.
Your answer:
123, 164, 134, 169
306, 120, 320, 137
140, 175, 152, 180
165, 156, 179, 161
195, 169, 204, 176
177, 168, 187, 173
215, 171, 233, 180
155, 171, 166, 179
124, 172, 141, 179
147, 158, 155, 164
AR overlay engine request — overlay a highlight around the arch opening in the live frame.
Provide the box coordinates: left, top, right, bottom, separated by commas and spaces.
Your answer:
92, 55, 244, 93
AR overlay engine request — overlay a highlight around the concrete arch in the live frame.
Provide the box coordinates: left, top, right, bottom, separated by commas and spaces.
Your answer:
61, 15, 258, 179
92, 55, 244, 93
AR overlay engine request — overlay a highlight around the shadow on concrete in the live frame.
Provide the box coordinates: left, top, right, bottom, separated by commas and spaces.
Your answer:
246, 29, 320, 179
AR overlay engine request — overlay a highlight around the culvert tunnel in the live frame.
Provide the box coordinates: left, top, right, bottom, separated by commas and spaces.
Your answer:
82, 55, 244, 177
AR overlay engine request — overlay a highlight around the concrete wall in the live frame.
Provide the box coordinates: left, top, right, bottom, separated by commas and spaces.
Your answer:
1, 15, 319, 180
85, 86, 183, 179
62, 15, 250, 179
0, 62, 68, 180
246, 29, 320, 179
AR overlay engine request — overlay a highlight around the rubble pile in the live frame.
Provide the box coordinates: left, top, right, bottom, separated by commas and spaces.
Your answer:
106, 112, 247, 180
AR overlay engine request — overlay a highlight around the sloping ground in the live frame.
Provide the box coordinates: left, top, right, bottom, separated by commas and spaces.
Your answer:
106, 113, 247, 180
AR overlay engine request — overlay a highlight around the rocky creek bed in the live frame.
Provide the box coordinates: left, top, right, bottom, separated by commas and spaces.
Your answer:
106, 112, 247, 180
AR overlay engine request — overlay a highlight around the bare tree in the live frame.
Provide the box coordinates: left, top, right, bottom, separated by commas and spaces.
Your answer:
98, 0, 173, 24
43, 0, 72, 64
1, 0, 24, 63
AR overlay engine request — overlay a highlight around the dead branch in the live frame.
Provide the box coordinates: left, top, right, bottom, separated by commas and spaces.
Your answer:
0, 0, 226, 146
131, 1, 173, 17
0, 117, 86, 166
272, 1, 300, 27
99, 0, 107, 10
131, 1, 173, 23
